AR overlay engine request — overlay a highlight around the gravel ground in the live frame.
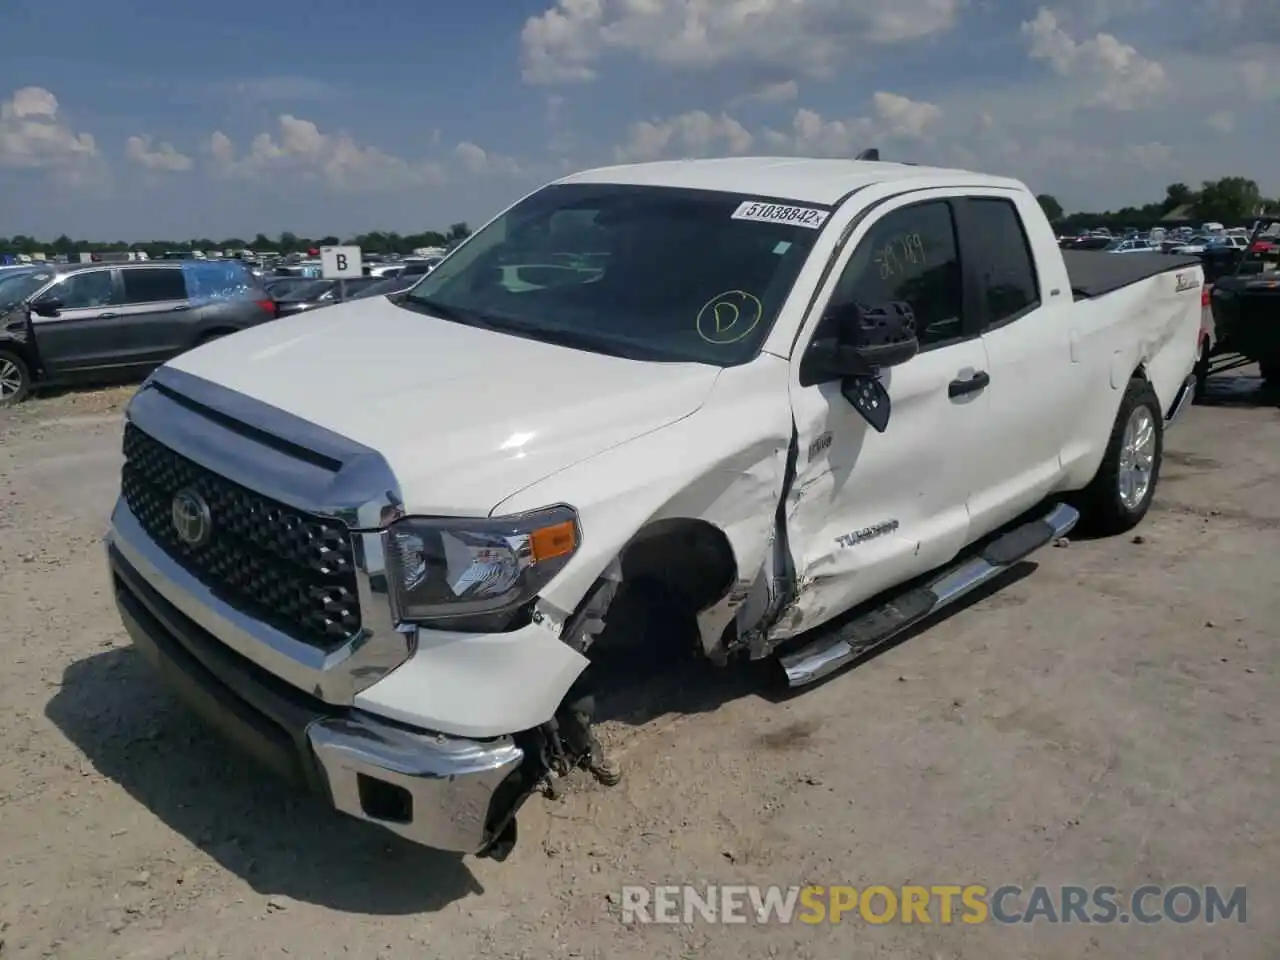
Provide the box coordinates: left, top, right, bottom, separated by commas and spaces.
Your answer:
0, 374, 1276, 960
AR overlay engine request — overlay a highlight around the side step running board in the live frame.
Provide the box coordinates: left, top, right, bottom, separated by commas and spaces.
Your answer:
1165, 373, 1196, 426
779, 502, 1079, 687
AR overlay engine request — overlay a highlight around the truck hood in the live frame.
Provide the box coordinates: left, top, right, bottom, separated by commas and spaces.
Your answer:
167, 296, 720, 515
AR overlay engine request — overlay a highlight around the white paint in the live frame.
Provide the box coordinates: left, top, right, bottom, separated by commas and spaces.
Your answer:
319, 245, 362, 279
354, 621, 588, 739
147, 157, 1201, 736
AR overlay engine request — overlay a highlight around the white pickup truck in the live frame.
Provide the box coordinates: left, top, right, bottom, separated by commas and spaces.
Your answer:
106, 157, 1204, 861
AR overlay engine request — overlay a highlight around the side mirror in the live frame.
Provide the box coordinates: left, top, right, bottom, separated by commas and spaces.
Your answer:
31, 296, 63, 317
803, 301, 920, 435
806, 300, 919, 379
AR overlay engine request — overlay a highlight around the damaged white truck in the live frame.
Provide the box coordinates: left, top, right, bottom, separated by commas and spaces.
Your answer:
106, 157, 1204, 860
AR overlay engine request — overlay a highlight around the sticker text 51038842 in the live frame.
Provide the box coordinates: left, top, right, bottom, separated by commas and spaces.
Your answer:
732, 201, 830, 230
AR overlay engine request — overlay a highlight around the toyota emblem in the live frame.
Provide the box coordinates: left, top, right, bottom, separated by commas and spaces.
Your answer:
171, 488, 212, 547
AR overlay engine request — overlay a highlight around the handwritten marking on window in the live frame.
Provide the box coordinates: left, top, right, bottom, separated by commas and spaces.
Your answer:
875, 232, 926, 279
696, 290, 763, 345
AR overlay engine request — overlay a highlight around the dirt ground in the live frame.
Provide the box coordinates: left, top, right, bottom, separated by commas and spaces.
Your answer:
0, 374, 1276, 960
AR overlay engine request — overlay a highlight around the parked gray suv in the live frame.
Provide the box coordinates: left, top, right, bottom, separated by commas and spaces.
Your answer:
0, 260, 275, 406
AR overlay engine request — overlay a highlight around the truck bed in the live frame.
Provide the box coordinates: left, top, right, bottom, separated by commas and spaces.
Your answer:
1063, 250, 1201, 300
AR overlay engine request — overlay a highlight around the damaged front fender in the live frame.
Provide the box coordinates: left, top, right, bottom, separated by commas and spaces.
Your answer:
495, 357, 796, 668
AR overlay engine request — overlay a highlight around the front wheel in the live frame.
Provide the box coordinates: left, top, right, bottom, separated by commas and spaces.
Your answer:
1078, 377, 1164, 535
0, 350, 32, 407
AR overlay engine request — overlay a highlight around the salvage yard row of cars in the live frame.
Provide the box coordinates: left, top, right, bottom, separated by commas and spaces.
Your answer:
85, 154, 1219, 863
0, 254, 437, 404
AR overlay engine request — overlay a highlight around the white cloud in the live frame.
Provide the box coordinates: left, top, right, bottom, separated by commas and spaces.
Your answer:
521, 0, 962, 83
453, 140, 523, 177
742, 80, 800, 105
1021, 7, 1167, 110
613, 110, 753, 162
760, 93, 942, 156
0, 86, 97, 170
1206, 110, 1236, 133
125, 135, 193, 172
206, 115, 447, 190
763, 108, 875, 156
871, 91, 943, 138
1240, 59, 1279, 100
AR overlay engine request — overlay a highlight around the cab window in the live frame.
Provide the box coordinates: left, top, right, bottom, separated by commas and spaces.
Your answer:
826, 200, 964, 348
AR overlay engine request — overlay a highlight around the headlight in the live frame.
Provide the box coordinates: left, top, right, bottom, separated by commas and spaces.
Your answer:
384, 506, 580, 629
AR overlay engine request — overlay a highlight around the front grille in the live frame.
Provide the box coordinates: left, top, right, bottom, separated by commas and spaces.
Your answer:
120, 423, 362, 651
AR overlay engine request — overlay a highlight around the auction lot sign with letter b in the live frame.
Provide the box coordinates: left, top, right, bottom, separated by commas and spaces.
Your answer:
321, 245, 362, 279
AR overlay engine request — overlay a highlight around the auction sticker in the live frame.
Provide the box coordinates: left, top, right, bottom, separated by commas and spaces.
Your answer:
732, 200, 830, 229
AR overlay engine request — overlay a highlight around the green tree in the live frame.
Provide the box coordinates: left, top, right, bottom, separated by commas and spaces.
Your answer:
1036, 194, 1064, 223
1194, 177, 1263, 222
447, 222, 471, 241
1161, 182, 1195, 214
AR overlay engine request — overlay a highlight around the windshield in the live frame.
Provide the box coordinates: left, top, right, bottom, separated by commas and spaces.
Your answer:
399, 183, 829, 364
0, 269, 54, 308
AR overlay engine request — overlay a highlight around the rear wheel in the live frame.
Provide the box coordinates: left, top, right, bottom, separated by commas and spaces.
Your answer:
0, 350, 31, 407
1078, 377, 1164, 535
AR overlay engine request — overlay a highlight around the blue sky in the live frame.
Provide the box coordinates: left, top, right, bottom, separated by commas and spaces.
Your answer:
2, 0, 1277, 241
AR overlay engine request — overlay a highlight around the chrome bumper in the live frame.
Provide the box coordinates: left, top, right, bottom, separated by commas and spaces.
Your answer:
308, 714, 523, 853
108, 526, 524, 856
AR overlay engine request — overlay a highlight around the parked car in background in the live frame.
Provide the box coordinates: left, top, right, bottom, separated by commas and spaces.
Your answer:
1104, 237, 1155, 254
272, 276, 381, 317
263, 276, 320, 299
397, 257, 441, 278
1207, 217, 1280, 386
345, 272, 419, 299
0, 260, 274, 405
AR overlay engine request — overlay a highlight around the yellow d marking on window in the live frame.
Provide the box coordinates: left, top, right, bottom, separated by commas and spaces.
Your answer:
697, 290, 763, 344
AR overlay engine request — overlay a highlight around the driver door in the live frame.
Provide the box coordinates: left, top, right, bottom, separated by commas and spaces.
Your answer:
775, 193, 990, 641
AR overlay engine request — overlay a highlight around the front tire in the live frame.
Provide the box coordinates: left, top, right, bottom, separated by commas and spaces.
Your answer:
0, 350, 31, 407
1079, 377, 1164, 535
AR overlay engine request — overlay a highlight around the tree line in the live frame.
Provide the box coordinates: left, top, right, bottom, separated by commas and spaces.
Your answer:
1036, 176, 1274, 233
2, 175, 1274, 256
0, 223, 473, 258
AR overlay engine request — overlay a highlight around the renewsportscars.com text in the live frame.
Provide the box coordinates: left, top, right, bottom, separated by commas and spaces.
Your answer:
619, 884, 1246, 926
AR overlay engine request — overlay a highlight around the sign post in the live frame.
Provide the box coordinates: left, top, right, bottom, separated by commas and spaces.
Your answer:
320, 245, 363, 301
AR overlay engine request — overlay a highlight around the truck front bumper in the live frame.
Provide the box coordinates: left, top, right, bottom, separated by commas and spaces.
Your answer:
107, 543, 526, 855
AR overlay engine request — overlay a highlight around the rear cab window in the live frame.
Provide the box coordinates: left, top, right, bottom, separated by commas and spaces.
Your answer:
958, 197, 1040, 328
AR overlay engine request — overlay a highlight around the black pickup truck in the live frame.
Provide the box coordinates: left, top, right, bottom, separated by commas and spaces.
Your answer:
1205, 218, 1280, 387
0, 259, 276, 406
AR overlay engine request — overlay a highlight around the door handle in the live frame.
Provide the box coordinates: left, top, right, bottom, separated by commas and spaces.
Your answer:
171, 304, 189, 311
948, 370, 990, 398
96, 312, 119, 319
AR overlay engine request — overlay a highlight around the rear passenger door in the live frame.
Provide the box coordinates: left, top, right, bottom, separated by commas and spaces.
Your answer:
957, 192, 1075, 540
116, 267, 193, 365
